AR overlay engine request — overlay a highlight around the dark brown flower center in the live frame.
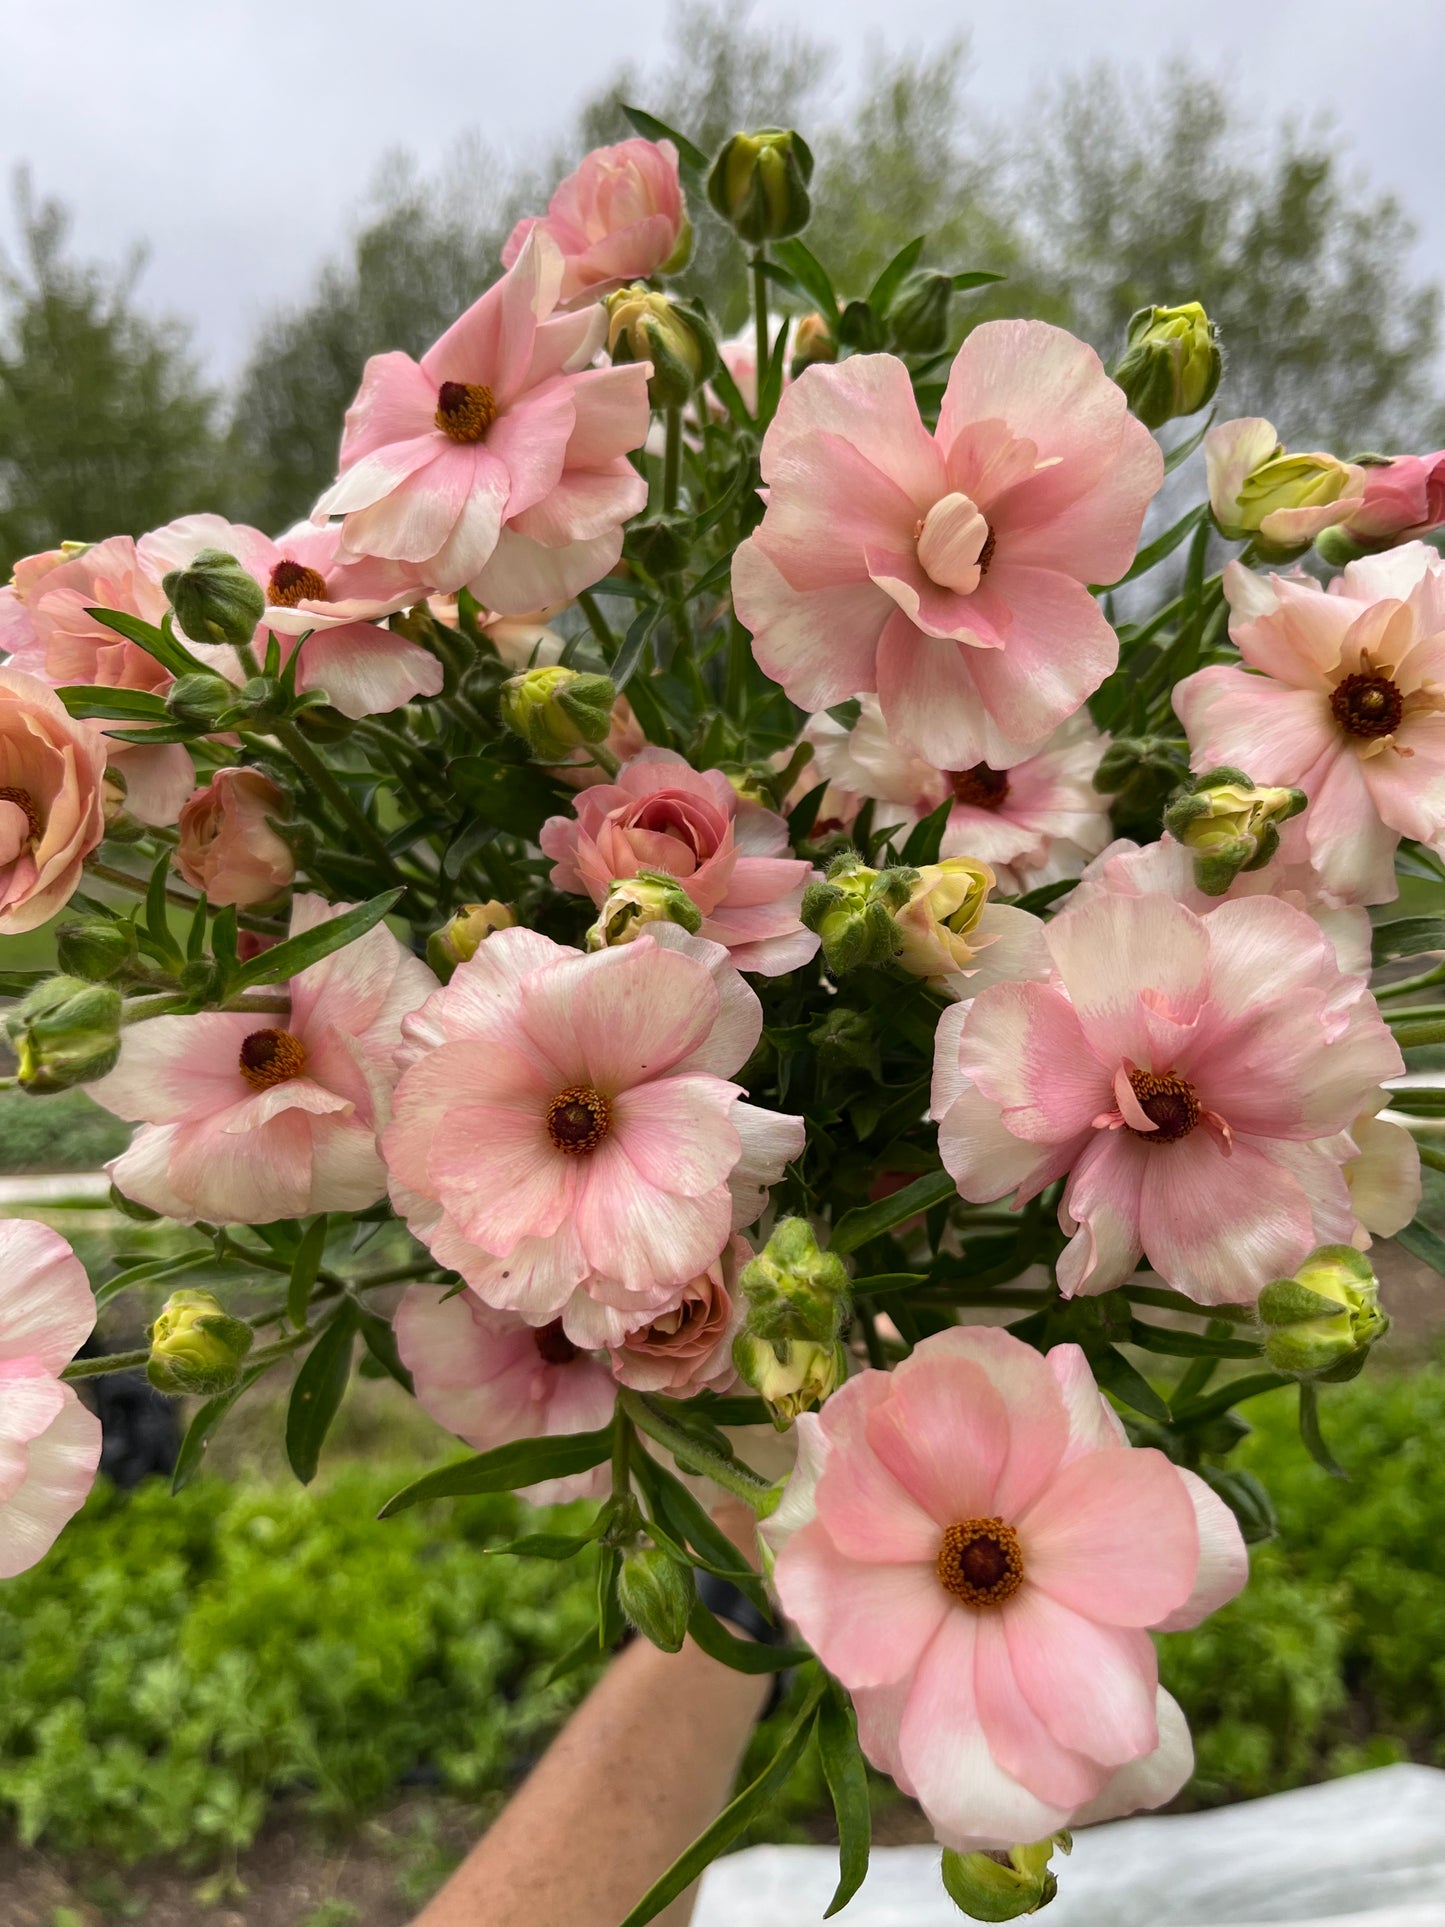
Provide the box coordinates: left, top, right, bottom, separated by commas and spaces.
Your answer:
435, 380, 498, 443
238, 1027, 307, 1090
268, 559, 328, 607
0, 785, 41, 840
1126, 1067, 1200, 1143
545, 1085, 612, 1155
534, 1320, 580, 1366
936, 1517, 1025, 1607
976, 525, 997, 577
1331, 670, 1403, 739
948, 764, 1010, 811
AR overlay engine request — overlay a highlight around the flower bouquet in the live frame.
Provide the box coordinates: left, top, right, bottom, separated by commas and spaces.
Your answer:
2, 108, 1442, 1921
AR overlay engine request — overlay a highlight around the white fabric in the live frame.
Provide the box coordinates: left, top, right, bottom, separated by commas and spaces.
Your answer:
693, 1764, 1445, 1926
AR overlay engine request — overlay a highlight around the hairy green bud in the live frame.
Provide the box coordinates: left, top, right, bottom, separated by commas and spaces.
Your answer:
55, 917, 137, 984
889, 269, 954, 355
707, 128, 814, 243
500, 666, 617, 762
147, 1289, 254, 1397
801, 852, 915, 975
734, 1218, 849, 1427
1114, 301, 1221, 430
618, 1541, 695, 1653
164, 671, 240, 731
5, 977, 122, 1092
1163, 768, 1306, 895
586, 872, 702, 950
1259, 1245, 1387, 1380
162, 548, 265, 649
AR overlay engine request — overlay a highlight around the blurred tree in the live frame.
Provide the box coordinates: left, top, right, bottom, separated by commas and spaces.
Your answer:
0, 172, 222, 575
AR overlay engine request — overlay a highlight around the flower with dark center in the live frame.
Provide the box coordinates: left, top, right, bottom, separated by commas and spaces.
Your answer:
948, 764, 1010, 811
1331, 670, 1404, 740
936, 1517, 1025, 1607
435, 380, 498, 444
976, 525, 997, 577
267, 559, 328, 607
0, 785, 41, 841
534, 1320, 580, 1366
545, 1085, 613, 1155
238, 1027, 308, 1090
1125, 1067, 1200, 1143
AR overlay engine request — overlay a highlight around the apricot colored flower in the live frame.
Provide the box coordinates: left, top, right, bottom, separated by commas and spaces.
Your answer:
502, 138, 689, 305
733, 321, 1162, 769
773, 1328, 1245, 1851
561, 1234, 748, 1395
175, 767, 295, 908
0, 668, 108, 934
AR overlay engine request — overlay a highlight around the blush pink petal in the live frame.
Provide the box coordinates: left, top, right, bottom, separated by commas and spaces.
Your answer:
1173, 666, 1337, 783
909, 1326, 1073, 1519
938, 1083, 1082, 1207
957, 982, 1110, 1143
1153, 1468, 1250, 1632
863, 1354, 1012, 1524
1045, 890, 1210, 1068
0, 1376, 101, 1579
0, 1220, 95, 1371
610, 1077, 741, 1195
972, 1612, 1111, 1809
1137, 1131, 1319, 1304
811, 1375, 943, 1564
519, 940, 719, 1089
1070, 1689, 1195, 1827
1018, 1446, 1199, 1626
573, 1141, 733, 1291
776, 1519, 949, 1688
431, 1104, 572, 1251
469, 526, 625, 616
1056, 1129, 1148, 1297
1003, 1586, 1159, 1768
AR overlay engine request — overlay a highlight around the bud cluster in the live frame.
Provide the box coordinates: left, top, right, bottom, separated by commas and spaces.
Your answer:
1163, 767, 1306, 895
733, 1218, 849, 1428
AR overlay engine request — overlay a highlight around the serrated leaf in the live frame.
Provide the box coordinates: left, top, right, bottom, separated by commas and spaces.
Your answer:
817, 1684, 871, 1917
228, 890, 401, 993
378, 1426, 615, 1516
285, 1303, 357, 1485
830, 1169, 958, 1255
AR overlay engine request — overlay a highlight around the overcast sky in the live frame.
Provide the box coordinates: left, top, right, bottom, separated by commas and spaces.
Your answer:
4, 0, 1442, 383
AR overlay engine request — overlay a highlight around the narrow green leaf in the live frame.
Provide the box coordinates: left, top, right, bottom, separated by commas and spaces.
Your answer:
229, 890, 401, 993
144, 850, 182, 964
1171, 1370, 1292, 1427
950, 269, 1005, 292
867, 236, 925, 315
1128, 1319, 1261, 1360
773, 238, 839, 321
1089, 1344, 1170, 1420
685, 1600, 808, 1674
486, 1529, 601, 1561
850, 1271, 929, 1297
56, 684, 173, 721
94, 1249, 218, 1309
611, 602, 663, 690
85, 605, 204, 677
756, 314, 791, 429
287, 1218, 329, 1329
172, 1363, 269, 1494
545, 1620, 609, 1687
285, 1304, 357, 1486
1395, 1217, 1445, 1276
1298, 1380, 1348, 1479
1372, 916, 1445, 965
898, 795, 951, 866
356, 1304, 414, 1393
706, 355, 754, 428
831, 1169, 958, 1255
787, 779, 829, 841
378, 1425, 614, 1516
446, 755, 566, 840
1100, 502, 1207, 591
619, 105, 708, 176
630, 1452, 770, 1613
1009, 877, 1078, 916
817, 1685, 871, 1918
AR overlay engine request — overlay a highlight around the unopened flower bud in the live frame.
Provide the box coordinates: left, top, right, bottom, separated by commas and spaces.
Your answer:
500, 666, 617, 762
586, 871, 702, 950
707, 128, 814, 243
801, 853, 913, 975
55, 917, 137, 984
807, 1005, 879, 1073
618, 1541, 696, 1653
1259, 1245, 1387, 1380
1114, 301, 1221, 430
735, 1218, 849, 1426
940, 1834, 1070, 1921
1206, 420, 1365, 559
605, 285, 715, 410
733, 1330, 846, 1429
164, 671, 239, 731
789, 311, 837, 378
161, 548, 264, 649
1238, 454, 1355, 542
1091, 735, 1192, 842
894, 856, 995, 979
426, 901, 517, 981
1163, 768, 1306, 895
5, 977, 122, 1092
889, 269, 954, 355
147, 1289, 254, 1397
626, 515, 692, 578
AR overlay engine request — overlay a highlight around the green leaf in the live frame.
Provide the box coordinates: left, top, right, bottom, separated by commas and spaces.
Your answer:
229, 890, 401, 993
850, 1271, 929, 1297
1128, 1319, 1261, 1360
787, 779, 829, 842
616, 1677, 825, 1927
756, 314, 791, 428
773, 238, 839, 321
544, 1621, 610, 1687
898, 795, 952, 866
630, 1452, 770, 1613
817, 1684, 871, 1917
94, 1249, 217, 1309
285, 1304, 357, 1486
1395, 1217, 1445, 1276
1009, 877, 1078, 915
866, 236, 925, 315
1372, 916, 1445, 965
57, 684, 174, 721
1100, 502, 1208, 590
1298, 1380, 1348, 1479
447, 755, 568, 840
611, 602, 662, 690
172, 1363, 269, 1494
950, 269, 1005, 292
485, 1528, 601, 1561
85, 606, 204, 678
619, 105, 708, 177
356, 1305, 415, 1393
685, 1600, 809, 1673
831, 1169, 958, 1255
706, 355, 754, 428
1171, 1370, 1292, 1427
1089, 1344, 1170, 1420
378, 1426, 615, 1517
287, 1218, 329, 1330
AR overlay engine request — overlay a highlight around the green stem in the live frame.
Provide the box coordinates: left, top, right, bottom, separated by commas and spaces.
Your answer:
612, 1407, 632, 1497
751, 249, 768, 420
266, 722, 408, 888
578, 591, 618, 658
1376, 962, 1445, 1000
87, 859, 201, 915
62, 1347, 150, 1381
663, 406, 683, 513
619, 1389, 773, 1511
587, 741, 621, 778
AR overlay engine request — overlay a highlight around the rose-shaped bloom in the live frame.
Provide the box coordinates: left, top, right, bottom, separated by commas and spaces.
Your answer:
558, 1235, 747, 1395
1331, 451, 1445, 553
137, 514, 441, 719
384, 925, 805, 1324
733, 321, 1162, 770
0, 668, 108, 934
540, 748, 818, 975
933, 889, 1403, 1303
0, 1220, 103, 1577
312, 232, 651, 612
502, 138, 690, 306
175, 768, 295, 908
394, 1286, 614, 1504
91, 895, 435, 1223
1205, 417, 1365, 551
773, 1327, 1246, 1852
0, 537, 195, 825
1174, 544, 1445, 904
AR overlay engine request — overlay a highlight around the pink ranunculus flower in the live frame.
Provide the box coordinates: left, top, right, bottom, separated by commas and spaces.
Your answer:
91, 895, 435, 1224
1205, 418, 1365, 550
773, 1327, 1246, 1852
0, 668, 108, 934
805, 699, 1113, 895
560, 1234, 748, 1395
137, 514, 442, 720
1174, 544, 1445, 905
0, 1220, 103, 1578
732, 321, 1163, 771
932, 889, 1403, 1303
384, 925, 805, 1325
539, 747, 818, 974
312, 232, 651, 612
175, 767, 296, 909
394, 1285, 615, 1504
501, 138, 690, 306
1334, 452, 1445, 551
0, 536, 195, 825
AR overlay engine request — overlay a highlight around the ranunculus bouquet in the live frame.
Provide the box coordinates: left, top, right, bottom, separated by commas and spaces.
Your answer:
3, 109, 1442, 1920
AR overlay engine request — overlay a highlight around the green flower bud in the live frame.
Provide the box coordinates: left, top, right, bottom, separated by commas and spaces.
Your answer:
605, 285, 716, 410
1091, 735, 1192, 842
733, 1330, 847, 1429
148, 1289, 254, 1397
940, 1834, 1069, 1921
801, 852, 914, 975
618, 1541, 696, 1653
837, 298, 885, 354
499, 666, 617, 762
426, 901, 517, 981
1259, 1245, 1387, 1380
733, 1218, 849, 1426
164, 671, 241, 731
1163, 769, 1306, 895
1114, 302, 1221, 430
161, 548, 265, 649
5, 977, 122, 1093
586, 871, 702, 950
788, 311, 837, 378
626, 515, 692, 578
889, 269, 954, 355
55, 917, 137, 984
707, 128, 814, 243
807, 1005, 879, 1073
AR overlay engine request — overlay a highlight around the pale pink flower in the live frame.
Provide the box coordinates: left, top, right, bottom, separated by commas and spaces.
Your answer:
1205, 418, 1365, 548
92, 895, 435, 1224
1345, 1091, 1421, 1244
733, 321, 1163, 770
175, 767, 295, 908
1175, 544, 1445, 904
312, 232, 651, 610
502, 138, 689, 306
773, 1327, 1246, 1852
1336, 452, 1445, 551
0, 668, 108, 934
932, 889, 1403, 1303
138, 514, 441, 720
0, 1220, 102, 1578
805, 699, 1112, 894
384, 925, 805, 1325
560, 1235, 747, 1395
539, 748, 818, 974
394, 1286, 614, 1504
